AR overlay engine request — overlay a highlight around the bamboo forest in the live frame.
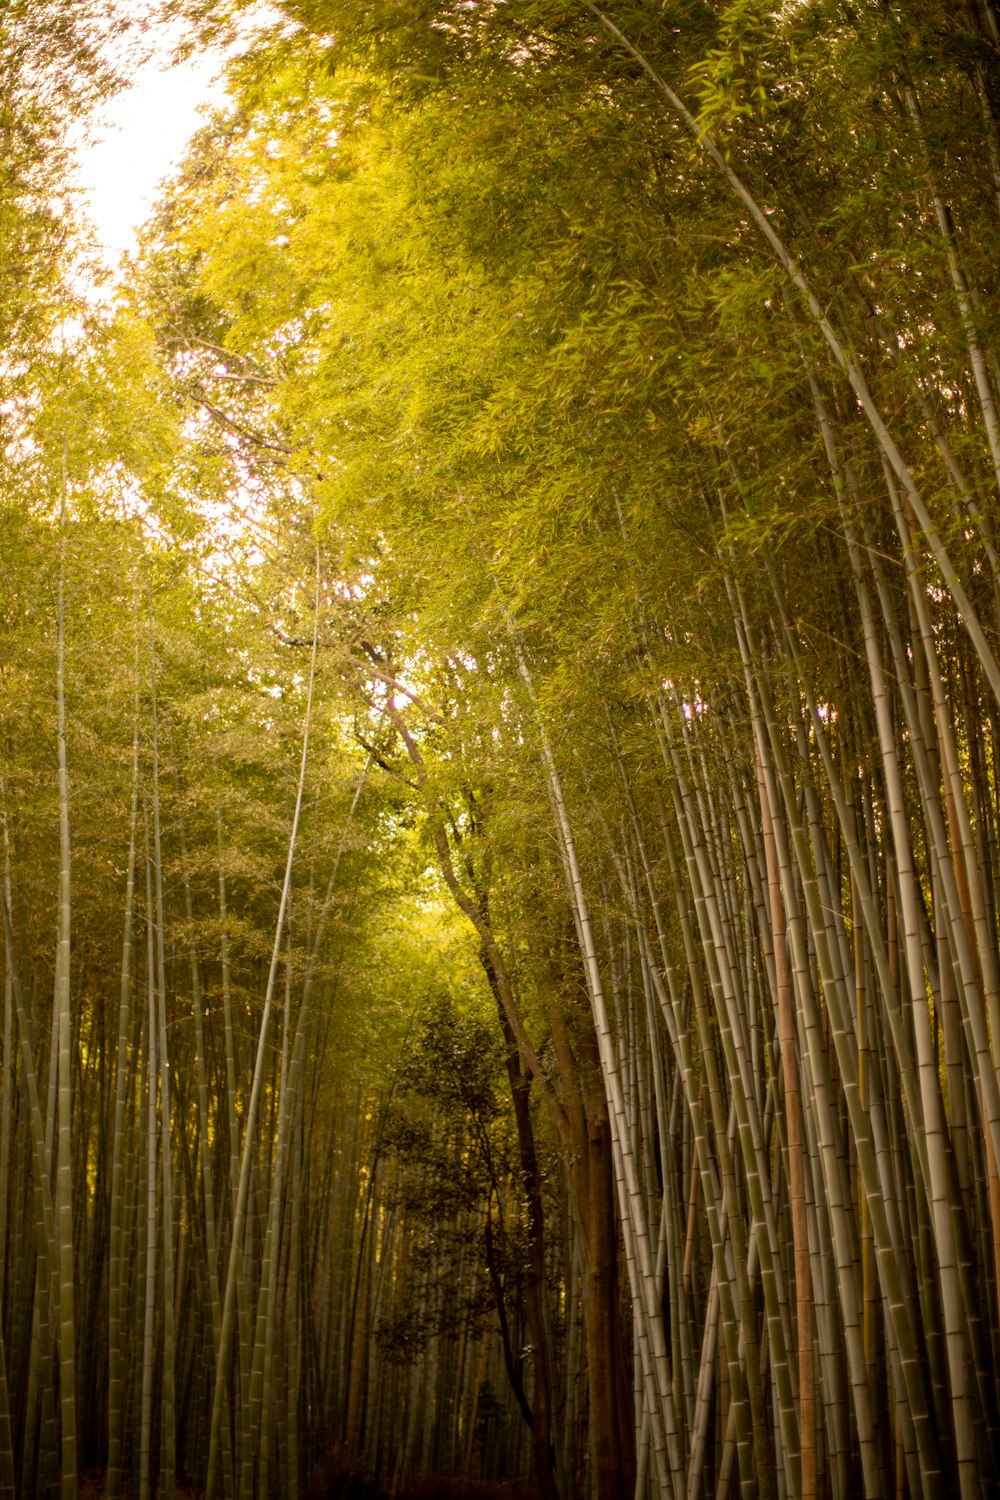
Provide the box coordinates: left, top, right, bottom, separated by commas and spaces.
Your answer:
8, 2, 1000, 1498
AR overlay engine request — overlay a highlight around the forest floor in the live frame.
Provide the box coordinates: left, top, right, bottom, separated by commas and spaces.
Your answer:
80, 1472, 539, 1499
310, 1473, 540, 1500
394, 1485, 538, 1500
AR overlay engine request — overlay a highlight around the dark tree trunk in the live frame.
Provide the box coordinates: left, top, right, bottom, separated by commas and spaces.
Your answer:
572, 1100, 635, 1500
497, 1001, 560, 1500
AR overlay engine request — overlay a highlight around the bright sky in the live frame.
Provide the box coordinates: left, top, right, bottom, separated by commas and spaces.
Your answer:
70, 15, 232, 280
73, 43, 228, 269
72, 7, 284, 284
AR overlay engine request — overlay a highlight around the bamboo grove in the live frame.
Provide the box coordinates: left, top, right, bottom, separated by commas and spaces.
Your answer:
5, 0, 1000, 1497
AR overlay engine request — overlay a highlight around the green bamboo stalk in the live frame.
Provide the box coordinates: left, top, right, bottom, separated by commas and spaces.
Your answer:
54, 454, 76, 1500
217, 809, 253, 1483
0, 785, 13, 1371
177, 800, 236, 1497
740, 607, 939, 1497
757, 748, 817, 1500
248, 919, 297, 1500
139, 814, 158, 1500
666, 704, 799, 1495
106, 717, 140, 1500
286, 1094, 303, 1500
0, 1312, 14, 1499
148, 623, 176, 1500
10, 943, 58, 1498
205, 561, 321, 1500
631, 856, 755, 1500
513, 652, 682, 1500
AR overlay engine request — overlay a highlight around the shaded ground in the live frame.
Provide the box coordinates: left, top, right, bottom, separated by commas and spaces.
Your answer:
81, 1469, 538, 1499
309, 1470, 539, 1500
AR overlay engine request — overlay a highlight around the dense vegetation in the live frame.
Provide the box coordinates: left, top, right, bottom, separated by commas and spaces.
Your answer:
5, 1, 1000, 1497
